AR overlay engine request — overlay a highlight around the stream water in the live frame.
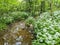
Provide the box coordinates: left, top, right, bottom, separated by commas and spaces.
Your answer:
0, 21, 33, 45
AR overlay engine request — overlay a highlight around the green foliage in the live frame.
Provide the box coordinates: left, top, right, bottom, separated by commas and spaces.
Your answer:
0, 0, 19, 13
0, 23, 8, 30
10, 12, 29, 20
17, 1, 27, 11
0, 0, 60, 45
32, 11, 60, 45
0, 14, 14, 24
0, 11, 28, 24
25, 17, 36, 26
0, 12, 29, 30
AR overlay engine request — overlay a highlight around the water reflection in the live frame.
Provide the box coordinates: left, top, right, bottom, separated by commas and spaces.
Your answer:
4, 42, 8, 45
16, 42, 21, 45
4, 42, 21, 45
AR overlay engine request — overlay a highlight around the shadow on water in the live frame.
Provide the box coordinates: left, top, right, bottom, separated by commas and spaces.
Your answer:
0, 21, 34, 45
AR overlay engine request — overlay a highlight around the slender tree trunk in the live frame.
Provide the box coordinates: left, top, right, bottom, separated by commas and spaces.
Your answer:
49, 0, 53, 16
26, 0, 32, 16
40, 0, 45, 13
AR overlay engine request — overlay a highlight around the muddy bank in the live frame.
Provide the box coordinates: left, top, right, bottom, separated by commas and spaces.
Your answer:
0, 21, 34, 45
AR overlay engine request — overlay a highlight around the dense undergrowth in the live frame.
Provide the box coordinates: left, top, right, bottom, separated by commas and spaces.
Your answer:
32, 11, 60, 45
0, 11, 29, 30
0, 0, 60, 45
25, 11, 60, 45
0, 10, 60, 45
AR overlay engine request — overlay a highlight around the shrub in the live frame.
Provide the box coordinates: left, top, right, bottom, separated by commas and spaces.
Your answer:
0, 14, 14, 24
32, 11, 60, 45
10, 11, 29, 20
0, 23, 8, 30
25, 17, 36, 26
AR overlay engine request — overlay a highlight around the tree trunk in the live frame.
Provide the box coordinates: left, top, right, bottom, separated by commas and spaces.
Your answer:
40, 0, 45, 13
